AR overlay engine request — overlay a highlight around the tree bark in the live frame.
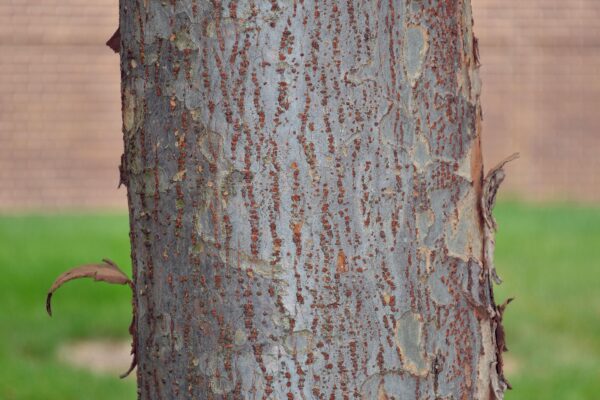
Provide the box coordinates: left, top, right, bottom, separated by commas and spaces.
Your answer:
120, 1, 506, 399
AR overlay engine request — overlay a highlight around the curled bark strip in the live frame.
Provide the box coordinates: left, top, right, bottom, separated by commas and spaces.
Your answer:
120, 311, 137, 379
118, 153, 128, 188
473, 35, 481, 67
495, 298, 513, 353
46, 259, 137, 378
482, 153, 519, 284
482, 153, 519, 232
492, 297, 514, 397
106, 27, 120, 53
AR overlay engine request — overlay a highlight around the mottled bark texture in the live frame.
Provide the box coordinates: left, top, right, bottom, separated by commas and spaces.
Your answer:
120, 1, 506, 399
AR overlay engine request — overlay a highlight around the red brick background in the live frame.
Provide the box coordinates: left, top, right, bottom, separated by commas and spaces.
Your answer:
0, 0, 123, 210
1, 1, 599, 210
475, 0, 600, 203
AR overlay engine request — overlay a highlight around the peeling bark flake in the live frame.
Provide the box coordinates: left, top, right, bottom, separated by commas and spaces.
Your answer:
336, 250, 348, 273
491, 297, 514, 398
106, 27, 120, 53
482, 152, 519, 284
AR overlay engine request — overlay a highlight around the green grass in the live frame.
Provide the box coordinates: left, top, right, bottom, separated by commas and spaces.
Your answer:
0, 202, 598, 399
0, 215, 136, 400
494, 202, 600, 400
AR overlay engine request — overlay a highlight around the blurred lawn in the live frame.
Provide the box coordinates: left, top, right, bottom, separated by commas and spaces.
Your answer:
0, 202, 598, 399
0, 215, 136, 400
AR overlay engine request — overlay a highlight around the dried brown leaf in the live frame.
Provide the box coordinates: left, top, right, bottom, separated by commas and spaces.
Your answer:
46, 258, 137, 378
46, 259, 131, 316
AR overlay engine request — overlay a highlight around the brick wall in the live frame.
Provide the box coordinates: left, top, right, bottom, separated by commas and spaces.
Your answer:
0, 1, 599, 210
474, 0, 600, 202
0, 0, 124, 210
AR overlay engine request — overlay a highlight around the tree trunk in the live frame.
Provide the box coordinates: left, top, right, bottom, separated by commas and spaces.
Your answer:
120, 1, 507, 399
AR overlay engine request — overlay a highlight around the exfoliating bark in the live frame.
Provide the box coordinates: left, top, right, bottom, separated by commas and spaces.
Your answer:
119, 1, 506, 398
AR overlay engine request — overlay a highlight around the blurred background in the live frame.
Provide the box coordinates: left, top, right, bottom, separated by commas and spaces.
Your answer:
0, 1, 598, 399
